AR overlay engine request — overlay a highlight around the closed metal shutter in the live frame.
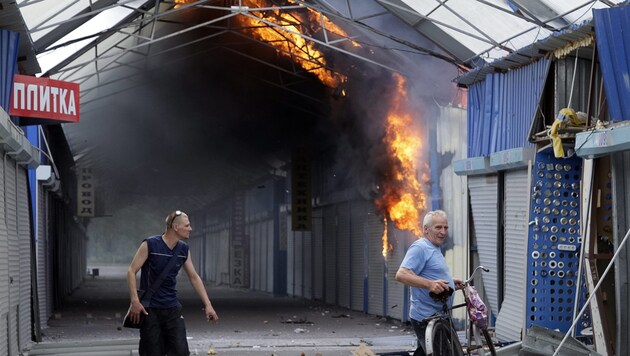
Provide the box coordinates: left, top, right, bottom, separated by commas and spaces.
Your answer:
0, 150, 8, 356
205, 226, 230, 285
367, 205, 385, 316
265, 220, 274, 294
312, 209, 324, 300
495, 168, 530, 341
323, 206, 337, 304
337, 202, 351, 308
387, 229, 410, 321
302, 230, 313, 299
6, 158, 20, 353
218, 229, 230, 285
288, 228, 312, 298
37, 187, 49, 328
351, 200, 367, 312
17, 167, 32, 350
204, 230, 217, 284
250, 223, 260, 291
611, 151, 630, 355
468, 175, 499, 314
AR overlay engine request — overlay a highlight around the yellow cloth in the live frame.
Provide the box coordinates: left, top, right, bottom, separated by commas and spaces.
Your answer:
549, 119, 565, 158
548, 108, 586, 158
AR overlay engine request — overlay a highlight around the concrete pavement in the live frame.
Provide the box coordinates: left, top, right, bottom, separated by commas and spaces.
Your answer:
28, 265, 416, 356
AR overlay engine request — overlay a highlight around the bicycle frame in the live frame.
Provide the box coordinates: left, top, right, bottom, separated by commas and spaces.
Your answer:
424, 266, 496, 356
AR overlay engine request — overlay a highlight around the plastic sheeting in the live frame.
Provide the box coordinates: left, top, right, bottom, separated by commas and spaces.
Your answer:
0, 29, 19, 112
594, 5, 630, 122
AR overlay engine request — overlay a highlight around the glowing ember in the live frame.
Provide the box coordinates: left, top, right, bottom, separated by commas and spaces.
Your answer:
375, 74, 428, 256
236, 0, 352, 87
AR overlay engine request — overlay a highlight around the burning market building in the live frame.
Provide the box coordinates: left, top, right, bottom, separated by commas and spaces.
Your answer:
0, 0, 629, 355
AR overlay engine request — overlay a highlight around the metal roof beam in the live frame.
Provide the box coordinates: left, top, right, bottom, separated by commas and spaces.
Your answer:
33, 0, 120, 53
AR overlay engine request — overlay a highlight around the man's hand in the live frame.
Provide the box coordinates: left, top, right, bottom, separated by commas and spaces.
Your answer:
454, 278, 465, 290
129, 300, 148, 324
203, 305, 219, 323
428, 279, 450, 294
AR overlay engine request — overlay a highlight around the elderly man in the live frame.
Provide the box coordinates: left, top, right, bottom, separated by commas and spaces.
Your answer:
395, 210, 463, 356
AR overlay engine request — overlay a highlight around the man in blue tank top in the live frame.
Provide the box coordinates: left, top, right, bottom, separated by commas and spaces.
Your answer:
126, 210, 219, 356
395, 210, 463, 356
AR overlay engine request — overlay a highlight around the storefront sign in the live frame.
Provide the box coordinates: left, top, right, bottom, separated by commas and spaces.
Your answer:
77, 167, 95, 217
10, 74, 80, 122
291, 152, 312, 231
231, 191, 250, 287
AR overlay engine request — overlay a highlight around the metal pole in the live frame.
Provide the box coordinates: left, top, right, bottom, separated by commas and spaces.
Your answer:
552, 227, 630, 356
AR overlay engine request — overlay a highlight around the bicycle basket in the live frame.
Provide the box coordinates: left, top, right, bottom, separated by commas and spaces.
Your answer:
463, 285, 488, 329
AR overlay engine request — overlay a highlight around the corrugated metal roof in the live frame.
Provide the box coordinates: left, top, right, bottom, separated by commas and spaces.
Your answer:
456, 20, 596, 86
0, 0, 40, 74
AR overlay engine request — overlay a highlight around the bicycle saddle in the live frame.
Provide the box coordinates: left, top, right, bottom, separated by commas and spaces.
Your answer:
429, 287, 454, 302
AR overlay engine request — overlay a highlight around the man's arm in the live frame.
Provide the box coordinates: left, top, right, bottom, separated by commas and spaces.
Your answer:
183, 252, 219, 322
395, 267, 451, 294
126, 241, 149, 323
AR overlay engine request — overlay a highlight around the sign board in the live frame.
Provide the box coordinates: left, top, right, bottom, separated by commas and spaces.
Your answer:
10, 74, 80, 122
77, 167, 95, 217
230, 191, 250, 287
291, 152, 312, 231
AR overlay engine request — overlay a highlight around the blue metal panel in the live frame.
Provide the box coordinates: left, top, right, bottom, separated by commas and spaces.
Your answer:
1, 29, 20, 113
467, 59, 550, 157
525, 150, 589, 334
594, 5, 630, 122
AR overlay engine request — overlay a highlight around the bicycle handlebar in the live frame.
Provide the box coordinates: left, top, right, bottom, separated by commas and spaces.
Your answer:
464, 265, 490, 284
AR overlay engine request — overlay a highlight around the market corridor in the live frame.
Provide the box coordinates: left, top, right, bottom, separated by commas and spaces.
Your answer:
28, 265, 415, 356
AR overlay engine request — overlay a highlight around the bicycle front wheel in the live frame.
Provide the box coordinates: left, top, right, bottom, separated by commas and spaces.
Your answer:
425, 318, 464, 356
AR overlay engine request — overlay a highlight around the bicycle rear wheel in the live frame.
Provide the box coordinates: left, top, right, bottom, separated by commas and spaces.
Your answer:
425, 318, 464, 356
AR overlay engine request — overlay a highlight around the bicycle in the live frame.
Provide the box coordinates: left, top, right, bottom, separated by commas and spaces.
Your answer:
424, 266, 496, 356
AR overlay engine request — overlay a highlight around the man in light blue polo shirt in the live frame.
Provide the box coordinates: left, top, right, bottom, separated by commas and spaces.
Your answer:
395, 210, 463, 356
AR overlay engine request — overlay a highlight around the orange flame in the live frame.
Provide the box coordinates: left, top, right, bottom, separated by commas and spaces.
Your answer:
236, 0, 353, 87
375, 74, 428, 256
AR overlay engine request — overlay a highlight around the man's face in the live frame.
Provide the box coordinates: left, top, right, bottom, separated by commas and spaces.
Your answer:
173, 214, 193, 239
424, 214, 448, 247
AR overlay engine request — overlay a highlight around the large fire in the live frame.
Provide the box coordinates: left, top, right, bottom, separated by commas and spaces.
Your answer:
174, 0, 426, 258
375, 74, 428, 257
235, 0, 354, 87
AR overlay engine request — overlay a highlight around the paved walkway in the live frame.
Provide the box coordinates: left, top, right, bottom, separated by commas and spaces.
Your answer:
29, 265, 416, 356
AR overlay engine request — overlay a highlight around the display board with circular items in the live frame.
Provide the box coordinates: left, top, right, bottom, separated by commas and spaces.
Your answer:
525, 150, 590, 334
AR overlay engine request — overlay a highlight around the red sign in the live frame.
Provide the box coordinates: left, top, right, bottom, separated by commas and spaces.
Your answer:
10, 74, 80, 122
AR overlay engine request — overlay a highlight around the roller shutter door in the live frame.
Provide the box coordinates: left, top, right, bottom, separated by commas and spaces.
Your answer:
0, 151, 8, 356
495, 169, 529, 341
387, 229, 409, 321
337, 202, 351, 308
17, 167, 32, 350
7, 158, 20, 354
37, 188, 51, 328
323, 206, 337, 304
367, 205, 385, 316
312, 209, 324, 300
468, 175, 499, 314
265, 220, 274, 294
250, 222, 260, 291
286, 221, 296, 296
350, 200, 367, 312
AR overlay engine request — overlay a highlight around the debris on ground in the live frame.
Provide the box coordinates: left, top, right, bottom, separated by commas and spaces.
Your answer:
206, 348, 217, 355
351, 343, 377, 356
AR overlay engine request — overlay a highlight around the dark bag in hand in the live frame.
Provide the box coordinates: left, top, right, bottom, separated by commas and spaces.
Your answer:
123, 290, 146, 329
122, 307, 145, 329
